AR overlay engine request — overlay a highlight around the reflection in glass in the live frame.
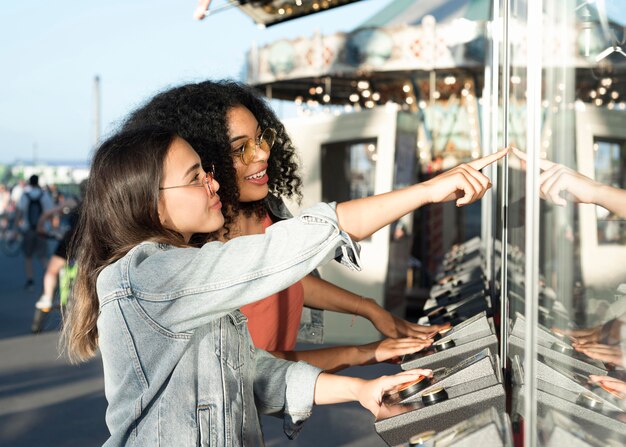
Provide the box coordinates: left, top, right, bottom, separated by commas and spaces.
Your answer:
593, 138, 626, 244
496, 0, 626, 444
321, 139, 376, 202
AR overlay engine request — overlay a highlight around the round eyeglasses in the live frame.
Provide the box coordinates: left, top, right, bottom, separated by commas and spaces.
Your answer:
232, 128, 277, 166
159, 164, 216, 198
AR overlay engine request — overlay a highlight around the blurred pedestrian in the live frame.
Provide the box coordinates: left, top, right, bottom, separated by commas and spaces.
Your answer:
10, 179, 26, 207
34, 180, 85, 310
16, 175, 53, 289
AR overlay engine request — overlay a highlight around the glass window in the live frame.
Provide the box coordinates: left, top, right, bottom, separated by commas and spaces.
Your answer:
321, 139, 377, 202
594, 138, 626, 244
492, 0, 626, 445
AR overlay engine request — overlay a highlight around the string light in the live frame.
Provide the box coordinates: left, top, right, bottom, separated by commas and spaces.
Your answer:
601, 77, 612, 87
444, 76, 456, 85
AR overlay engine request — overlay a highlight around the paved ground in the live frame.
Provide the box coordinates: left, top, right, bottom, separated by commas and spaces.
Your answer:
0, 250, 405, 446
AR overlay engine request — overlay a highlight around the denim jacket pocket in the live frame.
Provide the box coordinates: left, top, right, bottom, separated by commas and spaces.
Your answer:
215, 310, 249, 370
197, 404, 216, 446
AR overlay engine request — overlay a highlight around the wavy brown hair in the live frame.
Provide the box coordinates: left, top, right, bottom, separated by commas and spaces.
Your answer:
122, 80, 302, 239
62, 127, 189, 362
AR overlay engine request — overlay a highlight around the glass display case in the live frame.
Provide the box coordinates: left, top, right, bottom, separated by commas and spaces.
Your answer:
486, 0, 626, 445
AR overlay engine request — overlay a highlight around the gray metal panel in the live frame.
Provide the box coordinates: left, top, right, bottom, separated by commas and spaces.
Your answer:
534, 360, 622, 412
508, 334, 606, 375
401, 333, 498, 370
435, 312, 494, 343
516, 385, 626, 444
375, 379, 505, 446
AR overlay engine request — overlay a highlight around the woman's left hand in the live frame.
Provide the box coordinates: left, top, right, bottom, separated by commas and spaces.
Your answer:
357, 369, 433, 418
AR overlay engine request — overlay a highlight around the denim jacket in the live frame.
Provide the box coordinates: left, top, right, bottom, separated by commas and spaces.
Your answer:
264, 194, 324, 344
96, 203, 360, 446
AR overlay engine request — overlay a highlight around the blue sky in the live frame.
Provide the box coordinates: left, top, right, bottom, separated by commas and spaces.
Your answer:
0, 0, 392, 164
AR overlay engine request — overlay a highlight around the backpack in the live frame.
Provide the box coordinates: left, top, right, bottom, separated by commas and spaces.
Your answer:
25, 192, 43, 230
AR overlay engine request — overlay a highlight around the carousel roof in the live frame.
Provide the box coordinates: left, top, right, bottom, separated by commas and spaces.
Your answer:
235, 0, 363, 27
358, 0, 491, 28
245, 0, 492, 105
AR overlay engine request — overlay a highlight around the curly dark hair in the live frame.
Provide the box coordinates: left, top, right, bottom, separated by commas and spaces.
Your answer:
122, 80, 302, 239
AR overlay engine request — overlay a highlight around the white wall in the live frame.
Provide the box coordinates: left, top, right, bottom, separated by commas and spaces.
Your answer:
283, 107, 401, 344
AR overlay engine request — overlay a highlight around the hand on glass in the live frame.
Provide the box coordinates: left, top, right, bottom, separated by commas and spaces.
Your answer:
510, 147, 599, 205
510, 147, 626, 218
360, 337, 433, 365
368, 304, 451, 339
589, 375, 626, 398
552, 325, 602, 345
575, 343, 625, 367
358, 369, 433, 417
538, 159, 601, 206
421, 148, 509, 207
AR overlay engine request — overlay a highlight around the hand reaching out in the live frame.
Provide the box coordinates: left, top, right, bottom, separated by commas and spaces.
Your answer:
368, 305, 450, 340
589, 375, 626, 397
509, 147, 626, 218
575, 343, 625, 367
421, 148, 509, 207
552, 325, 602, 345
538, 159, 600, 206
359, 337, 433, 365
193, 0, 212, 19
357, 369, 433, 417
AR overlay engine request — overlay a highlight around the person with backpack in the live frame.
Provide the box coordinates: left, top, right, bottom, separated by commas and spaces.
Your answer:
16, 174, 53, 290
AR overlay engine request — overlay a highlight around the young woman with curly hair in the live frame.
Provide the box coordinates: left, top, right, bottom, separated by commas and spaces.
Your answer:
122, 80, 458, 371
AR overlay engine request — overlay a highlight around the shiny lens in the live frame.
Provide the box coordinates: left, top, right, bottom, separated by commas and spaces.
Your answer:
261, 128, 276, 150
242, 139, 257, 165
238, 129, 277, 166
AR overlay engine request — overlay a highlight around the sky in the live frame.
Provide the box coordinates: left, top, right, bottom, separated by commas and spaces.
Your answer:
0, 0, 393, 164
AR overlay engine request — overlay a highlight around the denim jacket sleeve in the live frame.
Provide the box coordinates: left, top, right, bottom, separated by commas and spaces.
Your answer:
111, 202, 361, 333
252, 349, 322, 439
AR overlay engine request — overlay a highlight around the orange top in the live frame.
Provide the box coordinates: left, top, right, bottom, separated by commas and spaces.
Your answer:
240, 214, 305, 351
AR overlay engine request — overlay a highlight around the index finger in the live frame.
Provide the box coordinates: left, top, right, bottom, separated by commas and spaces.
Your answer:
511, 146, 556, 171
467, 147, 509, 170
